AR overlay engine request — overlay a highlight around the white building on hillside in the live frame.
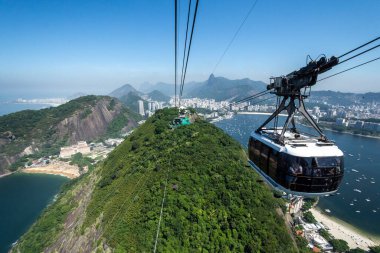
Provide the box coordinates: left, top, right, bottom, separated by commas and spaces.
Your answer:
60, 141, 91, 158
138, 100, 145, 116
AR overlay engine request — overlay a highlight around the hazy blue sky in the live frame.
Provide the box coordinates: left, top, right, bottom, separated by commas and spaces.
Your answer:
0, 0, 379, 97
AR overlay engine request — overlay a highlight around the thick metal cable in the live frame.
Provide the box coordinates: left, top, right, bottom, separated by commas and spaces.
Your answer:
318, 56, 380, 82
174, 0, 178, 107
232, 90, 270, 105
180, 0, 192, 88
338, 43, 380, 65
338, 36, 380, 59
153, 166, 170, 253
180, 0, 200, 97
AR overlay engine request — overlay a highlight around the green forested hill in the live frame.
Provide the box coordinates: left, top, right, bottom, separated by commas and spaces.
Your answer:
0, 95, 140, 172
12, 108, 296, 253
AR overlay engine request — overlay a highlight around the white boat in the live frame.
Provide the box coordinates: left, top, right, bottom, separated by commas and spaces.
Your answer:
356, 210, 361, 213
353, 189, 362, 193
348, 154, 354, 157
366, 198, 371, 202
325, 209, 331, 213
350, 203, 354, 206
351, 169, 359, 172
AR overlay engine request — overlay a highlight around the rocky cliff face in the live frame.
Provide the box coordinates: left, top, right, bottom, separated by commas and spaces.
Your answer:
0, 96, 139, 174
57, 99, 123, 145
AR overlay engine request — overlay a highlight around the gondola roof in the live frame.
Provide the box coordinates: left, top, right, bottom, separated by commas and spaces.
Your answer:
251, 129, 343, 158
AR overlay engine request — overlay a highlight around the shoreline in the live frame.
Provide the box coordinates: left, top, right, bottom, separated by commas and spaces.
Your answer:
319, 125, 380, 140
297, 121, 380, 140
22, 168, 77, 179
237, 111, 288, 117
311, 207, 379, 250
231, 114, 380, 140
0, 172, 15, 178
21, 161, 82, 179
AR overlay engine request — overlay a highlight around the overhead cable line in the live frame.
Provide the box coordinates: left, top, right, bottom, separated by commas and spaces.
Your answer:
232, 90, 270, 105
229, 95, 276, 111
211, 0, 259, 74
228, 36, 380, 111
248, 95, 276, 106
102, 168, 152, 244
174, 0, 178, 107
180, 0, 192, 89
180, 0, 200, 98
153, 165, 170, 253
338, 43, 380, 65
338, 36, 380, 59
318, 56, 380, 82
220, 90, 271, 111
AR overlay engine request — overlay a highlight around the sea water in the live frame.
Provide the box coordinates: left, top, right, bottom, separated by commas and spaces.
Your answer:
215, 114, 380, 238
0, 102, 50, 116
0, 173, 68, 253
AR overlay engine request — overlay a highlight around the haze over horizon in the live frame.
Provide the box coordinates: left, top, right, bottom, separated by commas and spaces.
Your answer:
1, 0, 379, 96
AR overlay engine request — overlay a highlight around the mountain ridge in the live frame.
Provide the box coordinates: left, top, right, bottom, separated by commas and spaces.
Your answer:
109, 77, 380, 104
0, 96, 140, 174
186, 74, 267, 101
109, 84, 139, 98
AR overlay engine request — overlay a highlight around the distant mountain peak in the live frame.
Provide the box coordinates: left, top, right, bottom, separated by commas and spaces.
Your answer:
207, 74, 217, 86
109, 84, 139, 99
188, 75, 267, 101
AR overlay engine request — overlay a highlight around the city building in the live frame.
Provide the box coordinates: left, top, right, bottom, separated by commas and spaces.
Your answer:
138, 100, 145, 116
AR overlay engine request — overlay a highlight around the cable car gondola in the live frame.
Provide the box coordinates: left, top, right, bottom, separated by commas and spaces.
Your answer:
247, 55, 344, 196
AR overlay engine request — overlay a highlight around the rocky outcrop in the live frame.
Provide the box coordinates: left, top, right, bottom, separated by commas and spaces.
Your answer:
0, 154, 18, 174
57, 99, 122, 145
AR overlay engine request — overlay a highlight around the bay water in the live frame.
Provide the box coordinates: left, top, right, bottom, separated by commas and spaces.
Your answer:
215, 114, 380, 238
0, 173, 68, 253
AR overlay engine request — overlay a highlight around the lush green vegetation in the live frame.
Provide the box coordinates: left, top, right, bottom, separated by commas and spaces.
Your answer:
303, 211, 316, 223
294, 235, 312, 253
0, 96, 101, 157
70, 152, 95, 171
330, 238, 349, 252
301, 198, 317, 212
14, 108, 297, 252
319, 228, 333, 241
370, 246, 380, 253
83, 108, 296, 252
103, 107, 140, 140
348, 248, 367, 253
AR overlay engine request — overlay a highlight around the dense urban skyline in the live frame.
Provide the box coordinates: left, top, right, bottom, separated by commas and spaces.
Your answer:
0, 0, 379, 97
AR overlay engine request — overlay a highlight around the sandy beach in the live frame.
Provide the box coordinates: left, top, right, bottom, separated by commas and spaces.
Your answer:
311, 207, 379, 250
0, 172, 14, 178
22, 161, 83, 179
